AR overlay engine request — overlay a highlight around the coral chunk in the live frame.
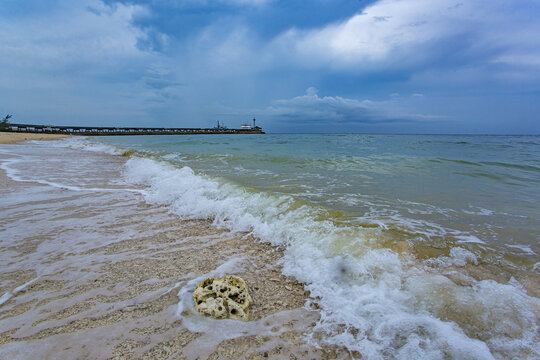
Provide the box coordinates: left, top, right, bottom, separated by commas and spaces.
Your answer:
192, 275, 252, 321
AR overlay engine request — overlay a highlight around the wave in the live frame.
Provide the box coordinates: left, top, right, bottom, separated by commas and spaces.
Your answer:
432, 157, 482, 166
48, 136, 125, 155
122, 155, 540, 359
480, 161, 540, 173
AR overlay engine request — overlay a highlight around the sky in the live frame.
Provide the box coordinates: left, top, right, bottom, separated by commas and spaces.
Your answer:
1, 0, 539, 134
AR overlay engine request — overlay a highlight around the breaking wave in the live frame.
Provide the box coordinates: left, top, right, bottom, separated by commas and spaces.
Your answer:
122, 155, 540, 359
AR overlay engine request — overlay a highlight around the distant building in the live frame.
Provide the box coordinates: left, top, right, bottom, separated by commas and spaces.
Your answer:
240, 117, 258, 130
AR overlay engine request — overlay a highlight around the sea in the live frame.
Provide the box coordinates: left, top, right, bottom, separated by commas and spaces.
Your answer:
2, 133, 539, 359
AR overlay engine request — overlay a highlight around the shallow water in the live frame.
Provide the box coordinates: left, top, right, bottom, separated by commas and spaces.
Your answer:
96, 134, 540, 256
2, 134, 540, 359
0, 142, 319, 359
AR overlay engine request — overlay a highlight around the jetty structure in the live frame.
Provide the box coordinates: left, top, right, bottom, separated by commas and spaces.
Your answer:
0, 119, 264, 136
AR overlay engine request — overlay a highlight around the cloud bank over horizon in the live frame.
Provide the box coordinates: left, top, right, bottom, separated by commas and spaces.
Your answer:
0, 0, 539, 133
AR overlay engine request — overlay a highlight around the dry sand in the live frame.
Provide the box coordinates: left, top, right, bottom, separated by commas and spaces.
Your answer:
0, 144, 348, 359
0, 132, 70, 144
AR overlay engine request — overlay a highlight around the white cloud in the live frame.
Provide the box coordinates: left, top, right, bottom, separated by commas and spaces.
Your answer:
270, 0, 540, 74
0, 0, 173, 125
261, 88, 439, 123
0, 0, 160, 71
262, 88, 377, 122
1, 0, 538, 130
166, 0, 273, 8
494, 53, 540, 68
271, 0, 463, 69
187, 25, 259, 75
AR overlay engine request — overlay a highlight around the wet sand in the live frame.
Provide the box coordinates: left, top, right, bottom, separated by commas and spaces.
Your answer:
0, 145, 347, 359
0, 132, 70, 144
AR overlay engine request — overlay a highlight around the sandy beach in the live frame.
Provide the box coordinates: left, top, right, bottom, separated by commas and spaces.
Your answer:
0, 132, 70, 144
0, 140, 346, 359
2, 135, 539, 359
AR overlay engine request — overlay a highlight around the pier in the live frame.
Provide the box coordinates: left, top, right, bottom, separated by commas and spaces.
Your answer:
0, 123, 265, 136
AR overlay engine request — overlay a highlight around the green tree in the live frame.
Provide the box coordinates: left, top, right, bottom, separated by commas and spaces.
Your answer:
1, 114, 12, 129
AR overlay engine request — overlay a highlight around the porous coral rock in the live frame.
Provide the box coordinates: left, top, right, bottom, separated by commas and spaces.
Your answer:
192, 275, 252, 321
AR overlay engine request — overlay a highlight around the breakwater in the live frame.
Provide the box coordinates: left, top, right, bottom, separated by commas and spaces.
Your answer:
0, 123, 265, 135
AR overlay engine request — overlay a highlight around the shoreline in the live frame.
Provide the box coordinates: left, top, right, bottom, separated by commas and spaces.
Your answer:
0, 132, 70, 144
3, 135, 538, 358
0, 143, 345, 359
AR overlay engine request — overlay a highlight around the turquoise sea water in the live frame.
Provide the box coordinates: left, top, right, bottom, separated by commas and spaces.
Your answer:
68, 134, 540, 358
99, 134, 540, 259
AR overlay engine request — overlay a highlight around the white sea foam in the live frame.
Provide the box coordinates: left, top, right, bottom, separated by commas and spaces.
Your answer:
463, 206, 495, 216
48, 136, 124, 155
0, 148, 144, 194
453, 234, 486, 244
123, 156, 540, 359
424, 247, 478, 269
506, 244, 536, 255
0, 277, 40, 306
